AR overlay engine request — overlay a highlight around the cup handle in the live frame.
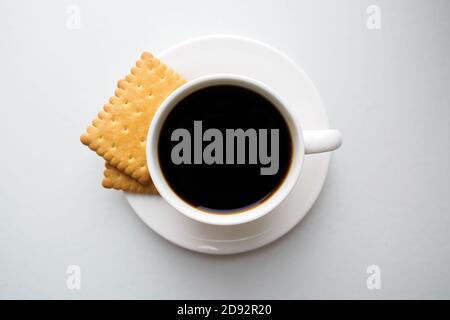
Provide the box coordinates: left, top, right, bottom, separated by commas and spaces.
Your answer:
303, 130, 343, 154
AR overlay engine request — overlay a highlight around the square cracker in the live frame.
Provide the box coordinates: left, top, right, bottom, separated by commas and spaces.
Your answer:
102, 163, 158, 194
80, 52, 186, 185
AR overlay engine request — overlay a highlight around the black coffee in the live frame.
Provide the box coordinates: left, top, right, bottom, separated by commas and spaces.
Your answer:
158, 85, 292, 213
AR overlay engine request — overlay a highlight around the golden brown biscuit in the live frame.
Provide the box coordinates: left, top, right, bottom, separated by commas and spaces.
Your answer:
102, 163, 158, 194
80, 52, 185, 185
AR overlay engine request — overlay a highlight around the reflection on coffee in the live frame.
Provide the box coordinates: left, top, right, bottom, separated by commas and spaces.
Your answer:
158, 85, 292, 213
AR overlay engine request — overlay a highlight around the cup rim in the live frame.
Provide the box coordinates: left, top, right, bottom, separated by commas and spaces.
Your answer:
147, 74, 305, 226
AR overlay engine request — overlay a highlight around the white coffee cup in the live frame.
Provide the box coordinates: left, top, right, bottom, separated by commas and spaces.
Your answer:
147, 74, 342, 226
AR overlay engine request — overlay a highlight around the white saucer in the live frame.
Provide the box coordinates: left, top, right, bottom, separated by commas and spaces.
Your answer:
125, 35, 330, 255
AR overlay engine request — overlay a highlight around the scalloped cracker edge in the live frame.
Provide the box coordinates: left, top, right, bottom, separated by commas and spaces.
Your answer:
102, 163, 158, 194
80, 52, 186, 185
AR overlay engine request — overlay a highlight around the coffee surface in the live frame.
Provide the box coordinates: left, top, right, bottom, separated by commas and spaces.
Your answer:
158, 85, 292, 213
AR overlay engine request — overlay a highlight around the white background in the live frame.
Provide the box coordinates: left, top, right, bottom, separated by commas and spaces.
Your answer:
0, 0, 449, 299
